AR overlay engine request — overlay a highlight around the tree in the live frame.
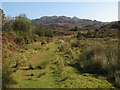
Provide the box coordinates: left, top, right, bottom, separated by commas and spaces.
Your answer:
12, 14, 32, 44
0, 9, 6, 32
0, 8, 6, 25
2, 16, 13, 31
12, 14, 32, 33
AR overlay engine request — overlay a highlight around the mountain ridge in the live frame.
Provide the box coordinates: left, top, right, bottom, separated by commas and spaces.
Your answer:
32, 16, 109, 30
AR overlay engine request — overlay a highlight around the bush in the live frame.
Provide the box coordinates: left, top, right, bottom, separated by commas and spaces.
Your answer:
78, 46, 119, 75
76, 31, 83, 39
24, 37, 31, 44
112, 71, 120, 88
15, 36, 24, 45
2, 61, 17, 89
12, 14, 32, 32
15, 35, 31, 45
31, 34, 40, 42
35, 26, 54, 37
76, 45, 120, 88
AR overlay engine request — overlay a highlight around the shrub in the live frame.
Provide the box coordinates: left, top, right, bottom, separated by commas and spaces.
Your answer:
12, 14, 32, 32
112, 71, 120, 88
24, 37, 31, 44
15, 35, 31, 45
15, 36, 24, 45
78, 46, 119, 75
2, 61, 17, 88
36, 29, 45, 37
35, 26, 54, 37
76, 31, 83, 39
31, 34, 40, 42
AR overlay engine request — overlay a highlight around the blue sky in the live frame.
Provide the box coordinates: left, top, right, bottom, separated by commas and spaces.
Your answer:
1, 2, 118, 22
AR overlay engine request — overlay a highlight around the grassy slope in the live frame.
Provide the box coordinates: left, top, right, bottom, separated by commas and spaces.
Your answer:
9, 37, 115, 88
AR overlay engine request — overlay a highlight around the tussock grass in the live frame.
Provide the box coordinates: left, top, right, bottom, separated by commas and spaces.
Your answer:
77, 44, 119, 88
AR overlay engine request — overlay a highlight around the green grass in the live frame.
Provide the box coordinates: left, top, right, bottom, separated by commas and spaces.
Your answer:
11, 68, 56, 88
4, 37, 117, 88
55, 67, 114, 88
9, 42, 59, 88
49, 51, 114, 88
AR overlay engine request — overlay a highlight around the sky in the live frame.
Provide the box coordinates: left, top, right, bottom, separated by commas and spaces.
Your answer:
118, 1, 120, 21
1, 2, 118, 22
1, 0, 120, 2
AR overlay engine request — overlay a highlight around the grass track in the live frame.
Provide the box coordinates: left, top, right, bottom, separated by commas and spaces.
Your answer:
9, 39, 115, 88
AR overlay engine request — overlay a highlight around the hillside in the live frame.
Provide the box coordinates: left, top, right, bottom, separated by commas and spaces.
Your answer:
32, 16, 108, 30
94, 21, 119, 38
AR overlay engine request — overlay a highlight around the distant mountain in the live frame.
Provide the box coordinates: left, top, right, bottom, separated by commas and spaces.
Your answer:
32, 16, 108, 30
